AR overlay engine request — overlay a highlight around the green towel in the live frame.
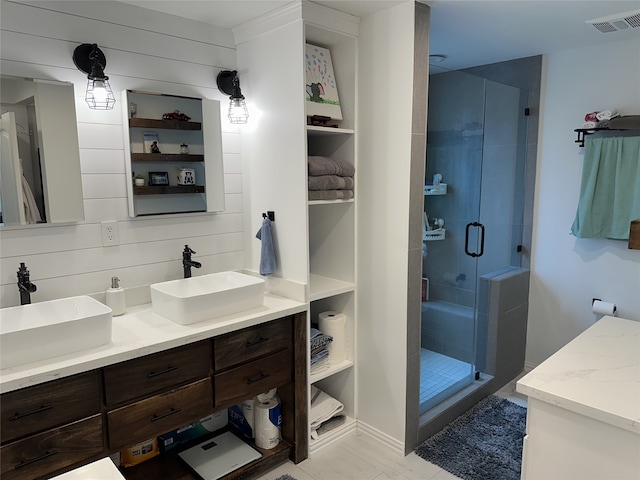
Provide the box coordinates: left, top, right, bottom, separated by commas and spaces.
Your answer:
571, 136, 640, 240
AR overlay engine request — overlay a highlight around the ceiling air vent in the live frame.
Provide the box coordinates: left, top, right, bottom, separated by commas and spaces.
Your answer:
586, 9, 640, 33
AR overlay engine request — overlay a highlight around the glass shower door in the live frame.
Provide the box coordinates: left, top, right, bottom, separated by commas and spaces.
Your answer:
420, 67, 528, 415
420, 69, 485, 414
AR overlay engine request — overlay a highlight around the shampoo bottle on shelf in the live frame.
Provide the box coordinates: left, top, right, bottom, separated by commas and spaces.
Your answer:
106, 276, 125, 316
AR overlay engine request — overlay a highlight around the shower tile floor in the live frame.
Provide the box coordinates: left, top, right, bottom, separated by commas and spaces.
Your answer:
420, 348, 473, 412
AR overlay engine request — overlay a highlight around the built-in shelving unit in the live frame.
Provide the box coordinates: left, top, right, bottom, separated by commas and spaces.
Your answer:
131, 153, 204, 163
133, 185, 205, 195
122, 90, 225, 217
304, 9, 358, 454
129, 118, 202, 130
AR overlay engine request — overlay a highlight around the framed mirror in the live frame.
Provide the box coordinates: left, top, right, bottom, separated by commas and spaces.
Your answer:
0, 76, 85, 227
122, 90, 225, 217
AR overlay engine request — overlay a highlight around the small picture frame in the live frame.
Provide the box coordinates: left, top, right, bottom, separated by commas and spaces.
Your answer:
143, 132, 161, 153
305, 43, 342, 120
149, 171, 169, 186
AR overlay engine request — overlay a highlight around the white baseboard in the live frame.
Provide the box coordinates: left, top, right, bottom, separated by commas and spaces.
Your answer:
356, 421, 405, 455
309, 418, 357, 455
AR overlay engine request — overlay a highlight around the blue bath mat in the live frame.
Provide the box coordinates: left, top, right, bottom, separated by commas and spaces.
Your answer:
415, 395, 526, 480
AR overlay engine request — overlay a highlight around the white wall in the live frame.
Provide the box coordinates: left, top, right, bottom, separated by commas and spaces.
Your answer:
357, 2, 415, 446
234, 4, 309, 292
528, 37, 640, 366
0, 1, 245, 307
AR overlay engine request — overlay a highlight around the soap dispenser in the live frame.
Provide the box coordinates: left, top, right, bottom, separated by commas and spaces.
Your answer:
106, 276, 125, 316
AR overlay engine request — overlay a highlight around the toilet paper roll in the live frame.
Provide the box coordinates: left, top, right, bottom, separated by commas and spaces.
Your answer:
254, 399, 281, 449
592, 300, 617, 316
318, 311, 347, 364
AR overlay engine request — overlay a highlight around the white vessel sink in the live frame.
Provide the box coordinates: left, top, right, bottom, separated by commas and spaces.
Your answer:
150, 272, 265, 325
0, 296, 112, 369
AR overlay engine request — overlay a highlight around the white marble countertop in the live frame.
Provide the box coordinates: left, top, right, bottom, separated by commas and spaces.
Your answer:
0, 293, 306, 394
517, 316, 640, 434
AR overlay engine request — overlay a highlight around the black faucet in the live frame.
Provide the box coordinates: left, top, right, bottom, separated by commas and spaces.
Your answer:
182, 245, 202, 278
17, 262, 37, 305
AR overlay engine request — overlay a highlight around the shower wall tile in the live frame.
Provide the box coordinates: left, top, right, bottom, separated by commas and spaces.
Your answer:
478, 222, 516, 276
510, 224, 524, 267
480, 144, 518, 224
409, 134, 427, 251
407, 247, 424, 355
494, 303, 528, 384
484, 81, 520, 147
412, 1, 429, 135
494, 268, 530, 314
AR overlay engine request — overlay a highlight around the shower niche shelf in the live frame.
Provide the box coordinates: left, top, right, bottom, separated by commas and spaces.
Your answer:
423, 229, 445, 241
424, 183, 447, 195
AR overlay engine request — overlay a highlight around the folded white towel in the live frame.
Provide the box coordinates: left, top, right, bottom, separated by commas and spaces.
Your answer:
310, 386, 344, 430
596, 110, 618, 121
582, 121, 597, 129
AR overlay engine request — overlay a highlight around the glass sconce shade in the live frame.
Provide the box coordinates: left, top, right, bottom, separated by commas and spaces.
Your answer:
85, 77, 116, 110
73, 43, 116, 110
217, 70, 249, 124
228, 97, 249, 124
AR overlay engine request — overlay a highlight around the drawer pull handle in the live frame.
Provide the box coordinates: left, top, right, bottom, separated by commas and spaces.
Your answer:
9, 404, 53, 421
15, 450, 57, 469
151, 407, 182, 422
246, 337, 269, 348
247, 373, 270, 385
147, 365, 178, 378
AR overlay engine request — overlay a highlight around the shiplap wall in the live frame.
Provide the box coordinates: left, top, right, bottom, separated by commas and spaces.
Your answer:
0, 0, 246, 307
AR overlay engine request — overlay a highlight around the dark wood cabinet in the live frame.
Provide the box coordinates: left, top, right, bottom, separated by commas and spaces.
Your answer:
0, 371, 101, 444
103, 341, 211, 406
214, 318, 292, 370
0, 313, 307, 479
107, 379, 213, 450
214, 349, 292, 407
0, 415, 104, 480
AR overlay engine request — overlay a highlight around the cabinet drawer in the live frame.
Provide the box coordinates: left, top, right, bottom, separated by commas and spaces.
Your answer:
107, 378, 213, 450
214, 349, 292, 407
103, 341, 211, 406
1, 371, 101, 444
214, 318, 292, 370
0, 414, 104, 480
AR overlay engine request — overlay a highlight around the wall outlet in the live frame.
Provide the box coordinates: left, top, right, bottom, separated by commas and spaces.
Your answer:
101, 221, 120, 246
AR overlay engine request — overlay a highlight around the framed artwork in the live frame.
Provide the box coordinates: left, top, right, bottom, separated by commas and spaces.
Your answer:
143, 132, 161, 153
305, 44, 342, 120
149, 171, 169, 186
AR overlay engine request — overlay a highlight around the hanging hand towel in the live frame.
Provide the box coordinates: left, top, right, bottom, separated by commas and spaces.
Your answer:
255, 218, 276, 275
571, 136, 640, 239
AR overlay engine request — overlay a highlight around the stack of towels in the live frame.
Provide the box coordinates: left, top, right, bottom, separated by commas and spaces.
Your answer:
310, 327, 333, 375
582, 110, 619, 130
310, 385, 345, 440
308, 155, 355, 201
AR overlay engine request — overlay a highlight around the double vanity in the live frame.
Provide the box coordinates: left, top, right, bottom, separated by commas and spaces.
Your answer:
0, 273, 308, 480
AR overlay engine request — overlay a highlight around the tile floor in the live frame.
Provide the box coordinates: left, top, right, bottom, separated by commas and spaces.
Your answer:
258, 376, 527, 480
419, 349, 473, 412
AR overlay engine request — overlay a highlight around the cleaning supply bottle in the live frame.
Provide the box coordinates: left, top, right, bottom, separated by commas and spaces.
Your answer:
106, 276, 125, 316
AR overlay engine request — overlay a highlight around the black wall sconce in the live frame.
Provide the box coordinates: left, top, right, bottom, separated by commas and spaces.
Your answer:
72, 43, 116, 110
216, 70, 249, 124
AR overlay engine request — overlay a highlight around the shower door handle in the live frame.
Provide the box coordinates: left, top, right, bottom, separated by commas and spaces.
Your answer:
465, 222, 485, 258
